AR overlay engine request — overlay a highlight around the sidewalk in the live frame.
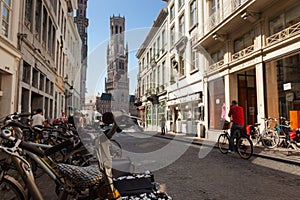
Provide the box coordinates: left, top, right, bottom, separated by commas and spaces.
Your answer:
144, 131, 300, 166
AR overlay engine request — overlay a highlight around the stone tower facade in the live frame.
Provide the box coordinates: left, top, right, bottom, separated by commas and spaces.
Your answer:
74, 0, 89, 109
105, 15, 129, 113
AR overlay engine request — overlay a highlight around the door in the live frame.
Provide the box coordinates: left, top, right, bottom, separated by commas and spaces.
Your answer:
238, 69, 257, 125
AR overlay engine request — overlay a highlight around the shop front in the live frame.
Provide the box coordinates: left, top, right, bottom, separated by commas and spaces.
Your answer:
265, 53, 300, 128
167, 93, 202, 135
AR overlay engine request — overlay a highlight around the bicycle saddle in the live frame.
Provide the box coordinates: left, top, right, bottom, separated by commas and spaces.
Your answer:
56, 163, 104, 188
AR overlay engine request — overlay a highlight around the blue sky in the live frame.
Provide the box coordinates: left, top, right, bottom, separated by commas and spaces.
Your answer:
86, 0, 167, 96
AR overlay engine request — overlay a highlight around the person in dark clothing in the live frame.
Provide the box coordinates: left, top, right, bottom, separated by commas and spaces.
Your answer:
228, 100, 244, 152
160, 116, 166, 135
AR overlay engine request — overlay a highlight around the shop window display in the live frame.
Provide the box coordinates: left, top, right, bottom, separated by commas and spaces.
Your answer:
265, 53, 300, 120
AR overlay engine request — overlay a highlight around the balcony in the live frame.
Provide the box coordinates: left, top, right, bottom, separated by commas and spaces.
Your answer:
232, 44, 254, 61
205, 0, 248, 34
266, 21, 300, 46
208, 60, 225, 71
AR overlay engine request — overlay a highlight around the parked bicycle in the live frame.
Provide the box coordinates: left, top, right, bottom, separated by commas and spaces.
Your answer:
217, 120, 253, 159
274, 117, 300, 150
247, 117, 280, 148
0, 112, 171, 200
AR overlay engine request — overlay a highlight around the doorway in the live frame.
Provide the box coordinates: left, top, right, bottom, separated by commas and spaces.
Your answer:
238, 68, 257, 125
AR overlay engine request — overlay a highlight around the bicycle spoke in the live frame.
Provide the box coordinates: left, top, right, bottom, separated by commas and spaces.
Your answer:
237, 137, 253, 159
217, 133, 229, 154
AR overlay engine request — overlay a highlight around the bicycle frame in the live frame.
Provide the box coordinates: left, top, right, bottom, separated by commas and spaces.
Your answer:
0, 139, 44, 200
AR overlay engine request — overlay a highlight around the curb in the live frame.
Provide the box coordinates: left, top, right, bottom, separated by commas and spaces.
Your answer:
145, 131, 300, 166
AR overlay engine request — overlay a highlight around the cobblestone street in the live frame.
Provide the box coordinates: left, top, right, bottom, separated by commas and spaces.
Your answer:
35, 131, 300, 199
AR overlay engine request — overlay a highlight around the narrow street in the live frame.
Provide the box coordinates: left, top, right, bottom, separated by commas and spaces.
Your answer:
115, 132, 300, 200
36, 131, 300, 200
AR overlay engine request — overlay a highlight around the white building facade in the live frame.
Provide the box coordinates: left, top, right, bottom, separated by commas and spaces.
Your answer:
137, 0, 300, 140
0, 0, 22, 117
137, 1, 204, 135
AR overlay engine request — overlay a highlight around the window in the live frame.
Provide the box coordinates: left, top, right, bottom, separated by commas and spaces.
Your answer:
179, 14, 185, 37
162, 29, 166, 53
32, 68, 39, 88
170, 4, 175, 20
42, 6, 48, 45
158, 65, 160, 88
208, 78, 225, 130
170, 57, 176, 84
211, 49, 224, 63
157, 36, 160, 58
119, 61, 124, 69
152, 42, 156, 59
162, 61, 165, 85
179, 51, 185, 77
190, 0, 198, 27
170, 25, 175, 46
35, 0, 42, 38
25, 0, 32, 30
234, 30, 254, 52
39, 74, 45, 91
269, 4, 300, 35
209, 0, 221, 28
191, 42, 199, 71
1, 0, 11, 37
22, 62, 31, 84
178, 0, 184, 9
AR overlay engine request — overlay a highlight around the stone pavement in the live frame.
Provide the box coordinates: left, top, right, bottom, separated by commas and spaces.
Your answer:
144, 131, 300, 166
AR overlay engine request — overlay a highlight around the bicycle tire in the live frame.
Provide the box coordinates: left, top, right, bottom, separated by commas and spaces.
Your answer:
217, 133, 229, 154
261, 130, 279, 148
236, 136, 253, 159
0, 175, 26, 200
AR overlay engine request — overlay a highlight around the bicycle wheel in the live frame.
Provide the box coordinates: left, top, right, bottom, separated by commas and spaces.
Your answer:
261, 130, 279, 148
236, 136, 253, 159
0, 175, 26, 200
217, 133, 229, 154
250, 131, 260, 146
110, 139, 122, 159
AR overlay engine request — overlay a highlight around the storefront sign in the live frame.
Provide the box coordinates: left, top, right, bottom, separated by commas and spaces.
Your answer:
283, 83, 291, 91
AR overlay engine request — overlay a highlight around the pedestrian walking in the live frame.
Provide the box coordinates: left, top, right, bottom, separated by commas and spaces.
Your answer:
31, 108, 46, 126
161, 116, 166, 135
228, 100, 244, 153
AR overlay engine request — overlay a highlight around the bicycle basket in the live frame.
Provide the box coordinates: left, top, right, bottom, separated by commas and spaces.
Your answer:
221, 120, 231, 130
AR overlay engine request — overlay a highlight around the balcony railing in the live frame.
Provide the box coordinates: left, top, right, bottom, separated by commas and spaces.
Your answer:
205, 0, 248, 34
266, 21, 300, 46
208, 60, 225, 71
232, 45, 254, 61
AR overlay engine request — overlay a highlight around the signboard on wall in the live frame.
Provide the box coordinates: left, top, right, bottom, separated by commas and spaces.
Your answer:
283, 83, 291, 91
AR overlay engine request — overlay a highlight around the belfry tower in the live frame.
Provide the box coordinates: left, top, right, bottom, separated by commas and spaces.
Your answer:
105, 15, 129, 113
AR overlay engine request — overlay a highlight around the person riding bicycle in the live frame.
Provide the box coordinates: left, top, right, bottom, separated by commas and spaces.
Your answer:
228, 100, 244, 153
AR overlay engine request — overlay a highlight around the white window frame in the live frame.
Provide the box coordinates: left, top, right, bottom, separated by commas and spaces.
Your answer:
1, 0, 11, 38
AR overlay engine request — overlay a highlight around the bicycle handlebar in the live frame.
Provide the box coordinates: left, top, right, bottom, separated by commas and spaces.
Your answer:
1, 129, 45, 157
